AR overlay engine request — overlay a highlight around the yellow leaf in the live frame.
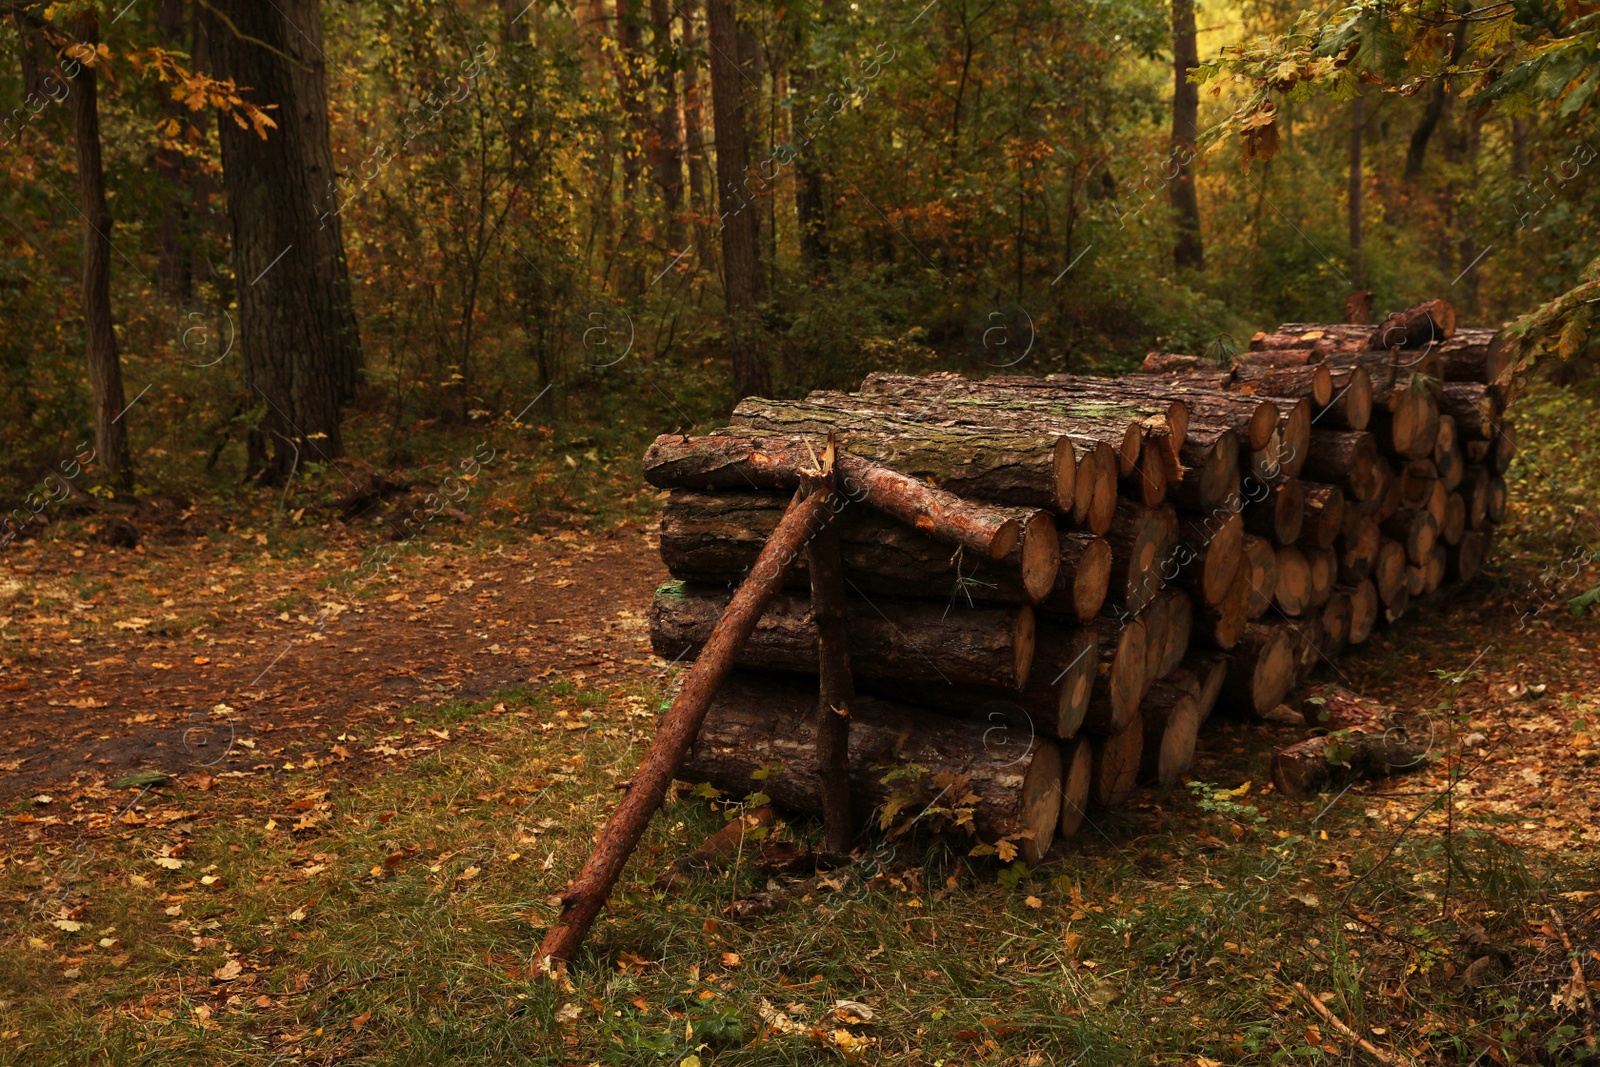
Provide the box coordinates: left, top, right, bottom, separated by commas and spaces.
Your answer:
1025, 895, 1043, 909
996, 839, 1018, 863
1227, 781, 1252, 797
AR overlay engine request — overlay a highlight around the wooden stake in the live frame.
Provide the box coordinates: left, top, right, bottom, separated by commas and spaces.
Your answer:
535, 484, 837, 974
804, 443, 854, 855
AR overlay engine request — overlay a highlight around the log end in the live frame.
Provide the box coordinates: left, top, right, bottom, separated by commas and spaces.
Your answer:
1020, 512, 1061, 602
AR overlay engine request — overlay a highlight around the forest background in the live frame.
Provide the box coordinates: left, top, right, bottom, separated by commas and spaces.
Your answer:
1, 0, 1595, 520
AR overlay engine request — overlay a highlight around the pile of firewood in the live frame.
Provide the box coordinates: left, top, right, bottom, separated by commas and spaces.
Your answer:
639, 299, 1511, 862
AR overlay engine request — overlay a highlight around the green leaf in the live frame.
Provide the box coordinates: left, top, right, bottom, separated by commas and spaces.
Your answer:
110, 770, 173, 790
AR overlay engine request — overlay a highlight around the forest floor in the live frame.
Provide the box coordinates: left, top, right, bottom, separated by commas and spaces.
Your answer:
3, 385, 1600, 1065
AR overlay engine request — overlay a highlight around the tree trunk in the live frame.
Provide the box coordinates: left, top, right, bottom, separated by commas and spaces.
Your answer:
679, 0, 711, 222
805, 467, 854, 855
706, 0, 767, 399
1169, 0, 1203, 270
680, 674, 1063, 861
205, 0, 362, 481
648, 0, 686, 246
156, 0, 194, 300
649, 583, 1037, 690
1349, 90, 1364, 288
68, 15, 132, 492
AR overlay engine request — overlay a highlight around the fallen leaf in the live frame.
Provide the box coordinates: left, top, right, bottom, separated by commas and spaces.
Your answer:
213, 958, 242, 981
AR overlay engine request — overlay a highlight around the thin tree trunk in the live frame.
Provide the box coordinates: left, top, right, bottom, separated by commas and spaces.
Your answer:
156, 0, 193, 300
650, 0, 686, 246
706, 0, 768, 399
69, 15, 132, 492
1349, 91, 1364, 289
204, 0, 362, 481
680, 0, 710, 222
1402, 0, 1471, 184
790, 15, 828, 273
1169, 0, 1203, 270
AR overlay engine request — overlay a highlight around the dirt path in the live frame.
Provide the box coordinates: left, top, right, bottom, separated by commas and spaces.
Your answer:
0, 519, 668, 802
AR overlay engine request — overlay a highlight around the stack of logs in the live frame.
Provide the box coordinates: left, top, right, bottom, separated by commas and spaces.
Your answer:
641, 299, 1512, 862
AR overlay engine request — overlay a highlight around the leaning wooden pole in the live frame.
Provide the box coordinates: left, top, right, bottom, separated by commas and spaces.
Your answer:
804, 442, 855, 854
535, 483, 838, 973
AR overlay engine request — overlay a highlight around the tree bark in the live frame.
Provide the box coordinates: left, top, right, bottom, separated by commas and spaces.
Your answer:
1349, 89, 1364, 288
649, 0, 687, 246
706, 0, 767, 399
205, 0, 362, 481
804, 466, 854, 854
156, 0, 194, 300
1169, 0, 1203, 270
649, 583, 1037, 690
660, 490, 1048, 604
68, 15, 132, 492
725, 401, 1079, 509
679, 673, 1063, 861
537, 486, 835, 971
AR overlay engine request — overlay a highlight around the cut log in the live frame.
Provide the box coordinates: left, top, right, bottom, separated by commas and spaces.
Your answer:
1274, 397, 1313, 478
1461, 466, 1490, 528
649, 583, 1037, 690
1371, 460, 1403, 524
1382, 508, 1439, 565
1197, 565, 1251, 650
680, 674, 1063, 861
1447, 529, 1489, 582
1150, 589, 1194, 679
1319, 364, 1373, 431
1234, 348, 1323, 369
1274, 545, 1313, 617
1424, 478, 1448, 530
1337, 516, 1380, 584
1297, 483, 1346, 550
1142, 351, 1200, 374
1169, 425, 1240, 512
1231, 363, 1333, 407
1252, 323, 1376, 353
1492, 422, 1515, 474
1057, 736, 1094, 839
1239, 534, 1278, 619
1044, 530, 1115, 622
1435, 327, 1510, 385
1172, 512, 1247, 607
1382, 578, 1411, 624
1368, 380, 1441, 461
1090, 713, 1143, 811
1075, 439, 1121, 533
1126, 432, 1171, 506
1342, 580, 1380, 645
1218, 623, 1299, 717
1082, 614, 1148, 736
1106, 501, 1177, 614
1162, 387, 1278, 452
1396, 460, 1437, 511
1243, 476, 1305, 545
1422, 544, 1447, 595
1139, 683, 1201, 788
1434, 414, 1464, 492
537, 485, 836, 971
1272, 731, 1427, 798
1320, 590, 1352, 659
873, 624, 1099, 741
1373, 539, 1409, 606
1304, 430, 1379, 500
660, 490, 1053, 605
1438, 382, 1499, 440
801, 388, 1148, 487
1306, 547, 1336, 608
1290, 615, 1328, 685
1373, 298, 1457, 348
1179, 651, 1230, 722
1486, 475, 1508, 524
647, 424, 1074, 512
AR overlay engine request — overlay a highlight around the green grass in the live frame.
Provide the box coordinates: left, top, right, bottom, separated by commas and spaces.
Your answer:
3, 661, 1594, 1066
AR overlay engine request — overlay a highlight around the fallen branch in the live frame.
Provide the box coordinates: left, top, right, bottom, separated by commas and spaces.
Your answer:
1287, 979, 1418, 1067
1550, 906, 1599, 1052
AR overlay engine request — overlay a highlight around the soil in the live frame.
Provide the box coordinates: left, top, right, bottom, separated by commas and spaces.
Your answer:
0, 515, 668, 805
